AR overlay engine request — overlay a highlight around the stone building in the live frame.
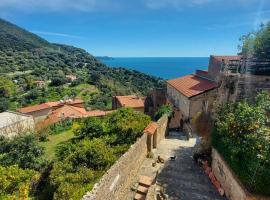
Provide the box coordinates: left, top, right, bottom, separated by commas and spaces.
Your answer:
0, 111, 35, 137
112, 95, 145, 112
166, 73, 218, 136
208, 55, 270, 103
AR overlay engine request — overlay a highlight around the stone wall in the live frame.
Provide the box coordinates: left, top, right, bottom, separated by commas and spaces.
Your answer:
83, 115, 168, 200
212, 148, 270, 200
156, 115, 168, 146
217, 73, 270, 104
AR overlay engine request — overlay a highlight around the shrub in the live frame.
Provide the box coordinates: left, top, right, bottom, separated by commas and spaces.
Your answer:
212, 93, 270, 195
0, 134, 45, 170
74, 117, 104, 139
154, 104, 172, 120
0, 165, 40, 199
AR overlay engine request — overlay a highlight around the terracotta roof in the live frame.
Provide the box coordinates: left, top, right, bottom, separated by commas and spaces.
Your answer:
212, 55, 241, 62
115, 95, 144, 108
36, 106, 115, 130
17, 103, 50, 113
167, 74, 218, 98
144, 122, 158, 135
17, 98, 84, 114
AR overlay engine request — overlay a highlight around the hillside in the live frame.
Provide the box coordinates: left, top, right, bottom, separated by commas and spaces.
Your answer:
0, 18, 164, 111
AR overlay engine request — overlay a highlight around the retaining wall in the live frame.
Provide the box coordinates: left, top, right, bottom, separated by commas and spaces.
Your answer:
212, 148, 270, 200
83, 115, 168, 200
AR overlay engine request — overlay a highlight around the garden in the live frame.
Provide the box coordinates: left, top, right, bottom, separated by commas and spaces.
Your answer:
0, 108, 151, 199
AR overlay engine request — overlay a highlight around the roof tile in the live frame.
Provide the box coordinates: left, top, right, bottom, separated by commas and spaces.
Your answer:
167, 74, 218, 98
116, 95, 144, 108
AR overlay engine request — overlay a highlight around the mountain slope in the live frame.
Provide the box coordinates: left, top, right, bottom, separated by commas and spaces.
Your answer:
0, 18, 164, 110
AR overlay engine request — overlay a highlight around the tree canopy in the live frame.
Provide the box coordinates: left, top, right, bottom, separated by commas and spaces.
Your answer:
212, 92, 270, 195
240, 22, 270, 60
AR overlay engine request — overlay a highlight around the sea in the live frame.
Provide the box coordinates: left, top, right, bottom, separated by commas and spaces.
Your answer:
100, 57, 209, 80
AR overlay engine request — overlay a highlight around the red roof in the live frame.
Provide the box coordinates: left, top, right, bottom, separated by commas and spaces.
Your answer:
212, 55, 241, 62
17, 103, 50, 113
167, 74, 218, 98
144, 122, 158, 135
115, 95, 144, 108
17, 99, 84, 114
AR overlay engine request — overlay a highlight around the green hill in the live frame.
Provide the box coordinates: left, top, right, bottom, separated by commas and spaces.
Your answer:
0, 18, 164, 111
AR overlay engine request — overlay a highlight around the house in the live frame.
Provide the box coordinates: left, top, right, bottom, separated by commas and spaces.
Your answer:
166, 73, 218, 136
34, 80, 46, 88
0, 111, 35, 138
66, 75, 77, 82
36, 105, 114, 130
17, 98, 84, 122
112, 95, 145, 112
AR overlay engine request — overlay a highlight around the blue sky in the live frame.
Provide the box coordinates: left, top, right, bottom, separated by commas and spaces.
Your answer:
1, 0, 270, 57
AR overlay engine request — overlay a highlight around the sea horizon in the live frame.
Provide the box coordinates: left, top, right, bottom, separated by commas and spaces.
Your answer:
99, 57, 209, 80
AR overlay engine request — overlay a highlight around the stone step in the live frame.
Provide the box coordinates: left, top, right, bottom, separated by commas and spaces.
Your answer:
134, 193, 146, 200
137, 185, 149, 194
139, 176, 153, 187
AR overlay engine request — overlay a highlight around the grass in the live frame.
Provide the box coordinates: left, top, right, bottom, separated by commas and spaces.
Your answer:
40, 129, 75, 160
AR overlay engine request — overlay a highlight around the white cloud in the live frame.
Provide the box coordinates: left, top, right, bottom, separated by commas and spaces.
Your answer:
145, 0, 217, 10
0, 0, 120, 12
144, 0, 268, 10
32, 30, 86, 39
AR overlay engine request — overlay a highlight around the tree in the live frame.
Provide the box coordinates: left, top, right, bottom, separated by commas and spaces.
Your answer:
67, 138, 117, 170
0, 165, 39, 199
240, 22, 270, 59
212, 92, 270, 195
74, 117, 104, 139
0, 135, 45, 170
0, 97, 8, 112
0, 76, 15, 98
105, 108, 151, 144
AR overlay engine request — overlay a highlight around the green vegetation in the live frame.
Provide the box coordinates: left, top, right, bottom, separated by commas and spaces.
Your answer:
0, 108, 150, 199
40, 129, 75, 160
154, 104, 172, 120
212, 92, 270, 195
49, 108, 150, 199
0, 18, 164, 111
241, 22, 270, 60
0, 135, 45, 170
0, 165, 40, 199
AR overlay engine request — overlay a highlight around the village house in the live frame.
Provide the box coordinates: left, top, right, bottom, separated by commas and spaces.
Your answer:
167, 73, 218, 136
36, 105, 114, 130
112, 95, 145, 112
34, 80, 46, 88
0, 111, 35, 138
17, 98, 84, 122
66, 75, 77, 82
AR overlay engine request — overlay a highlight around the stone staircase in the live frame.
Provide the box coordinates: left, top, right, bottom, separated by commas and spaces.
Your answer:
134, 176, 154, 200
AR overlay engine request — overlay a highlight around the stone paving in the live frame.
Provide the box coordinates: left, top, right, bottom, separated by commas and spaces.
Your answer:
138, 132, 226, 200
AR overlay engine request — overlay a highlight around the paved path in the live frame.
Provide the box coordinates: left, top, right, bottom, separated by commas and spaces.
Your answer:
139, 132, 226, 200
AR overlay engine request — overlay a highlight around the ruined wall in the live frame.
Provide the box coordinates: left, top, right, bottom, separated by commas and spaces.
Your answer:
83, 115, 169, 200
208, 56, 223, 82
212, 148, 270, 200
144, 89, 167, 118
218, 73, 270, 104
